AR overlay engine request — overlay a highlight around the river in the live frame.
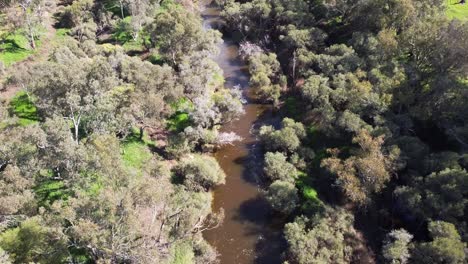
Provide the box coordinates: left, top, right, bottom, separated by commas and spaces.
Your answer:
201, 1, 285, 264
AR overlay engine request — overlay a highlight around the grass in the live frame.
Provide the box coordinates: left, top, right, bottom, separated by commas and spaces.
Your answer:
296, 171, 323, 213
167, 98, 193, 132
302, 185, 319, 201
447, 0, 468, 20
167, 112, 190, 132
148, 51, 164, 65
171, 243, 195, 264
0, 33, 35, 66
9, 91, 40, 126
52, 28, 71, 45
121, 129, 155, 173
34, 180, 68, 207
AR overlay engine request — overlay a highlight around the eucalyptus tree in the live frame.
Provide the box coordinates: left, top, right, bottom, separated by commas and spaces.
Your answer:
146, 7, 221, 65
322, 130, 399, 205
27, 51, 130, 143
412, 221, 466, 264
284, 208, 356, 264
266, 180, 298, 214
382, 229, 413, 264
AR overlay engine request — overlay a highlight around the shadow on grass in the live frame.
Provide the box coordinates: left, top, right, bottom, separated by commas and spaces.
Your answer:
9, 92, 40, 126
0, 39, 25, 52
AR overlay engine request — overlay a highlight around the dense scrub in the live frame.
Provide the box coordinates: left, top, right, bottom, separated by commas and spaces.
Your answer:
0, 0, 243, 263
219, 0, 468, 263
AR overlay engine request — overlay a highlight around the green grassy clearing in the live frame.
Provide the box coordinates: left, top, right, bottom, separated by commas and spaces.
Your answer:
0, 33, 35, 66
447, 0, 468, 20
9, 91, 40, 126
121, 129, 155, 173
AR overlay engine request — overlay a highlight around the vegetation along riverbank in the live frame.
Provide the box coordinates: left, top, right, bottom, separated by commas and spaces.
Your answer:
1, 0, 468, 263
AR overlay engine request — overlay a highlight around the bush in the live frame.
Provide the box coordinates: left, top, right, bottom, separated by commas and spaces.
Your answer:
174, 155, 226, 191
265, 180, 298, 214
264, 152, 297, 182
259, 118, 306, 153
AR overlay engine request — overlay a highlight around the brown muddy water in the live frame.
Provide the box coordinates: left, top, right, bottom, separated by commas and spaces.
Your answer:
201, 2, 285, 264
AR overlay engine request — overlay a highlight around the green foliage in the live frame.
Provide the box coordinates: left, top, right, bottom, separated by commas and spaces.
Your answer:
167, 112, 190, 132
171, 242, 195, 264
382, 229, 413, 264
52, 28, 71, 46
263, 152, 297, 182
0, 217, 68, 264
284, 208, 356, 264
173, 154, 226, 191
412, 221, 466, 264
112, 16, 150, 52
121, 129, 154, 172
296, 173, 323, 212
147, 51, 164, 65
266, 180, 298, 214
113, 17, 134, 42
0, 33, 34, 66
260, 118, 306, 153
301, 185, 317, 200
447, 0, 468, 20
167, 98, 193, 132
9, 92, 39, 126
34, 180, 68, 207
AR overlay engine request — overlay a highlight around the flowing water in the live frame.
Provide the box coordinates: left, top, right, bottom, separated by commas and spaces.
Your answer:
201, 2, 284, 264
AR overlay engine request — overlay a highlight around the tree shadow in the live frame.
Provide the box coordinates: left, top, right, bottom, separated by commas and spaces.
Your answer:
233, 196, 287, 264
0, 39, 27, 53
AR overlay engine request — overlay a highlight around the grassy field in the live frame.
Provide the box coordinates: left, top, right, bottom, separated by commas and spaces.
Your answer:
447, 0, 468, 20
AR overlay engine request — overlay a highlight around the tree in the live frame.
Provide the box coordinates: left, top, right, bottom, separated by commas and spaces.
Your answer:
28, 52, 130, 143
174, 154, 226, 192
263, 152, 297, 183
0, 247, 11, 264
265, 180, 298, 214
119, 56, 178, 138
0, 165, 35, 218
394, 168, 468, 225
412, 221, 466, 264
0, 217, 68, 263
146, 7, 221, 65
17, 0, 45, 49
259, 118, 306, 153
62, 0, 97, 42
53, 134, 221, 263
178, 54, 222, 100
284, 208, 356, 264
322, 130, 399, 205
382, 229, 413, 264
221, 0, 272, 40
248, 52, 285, 105
124, 0, 152, 41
